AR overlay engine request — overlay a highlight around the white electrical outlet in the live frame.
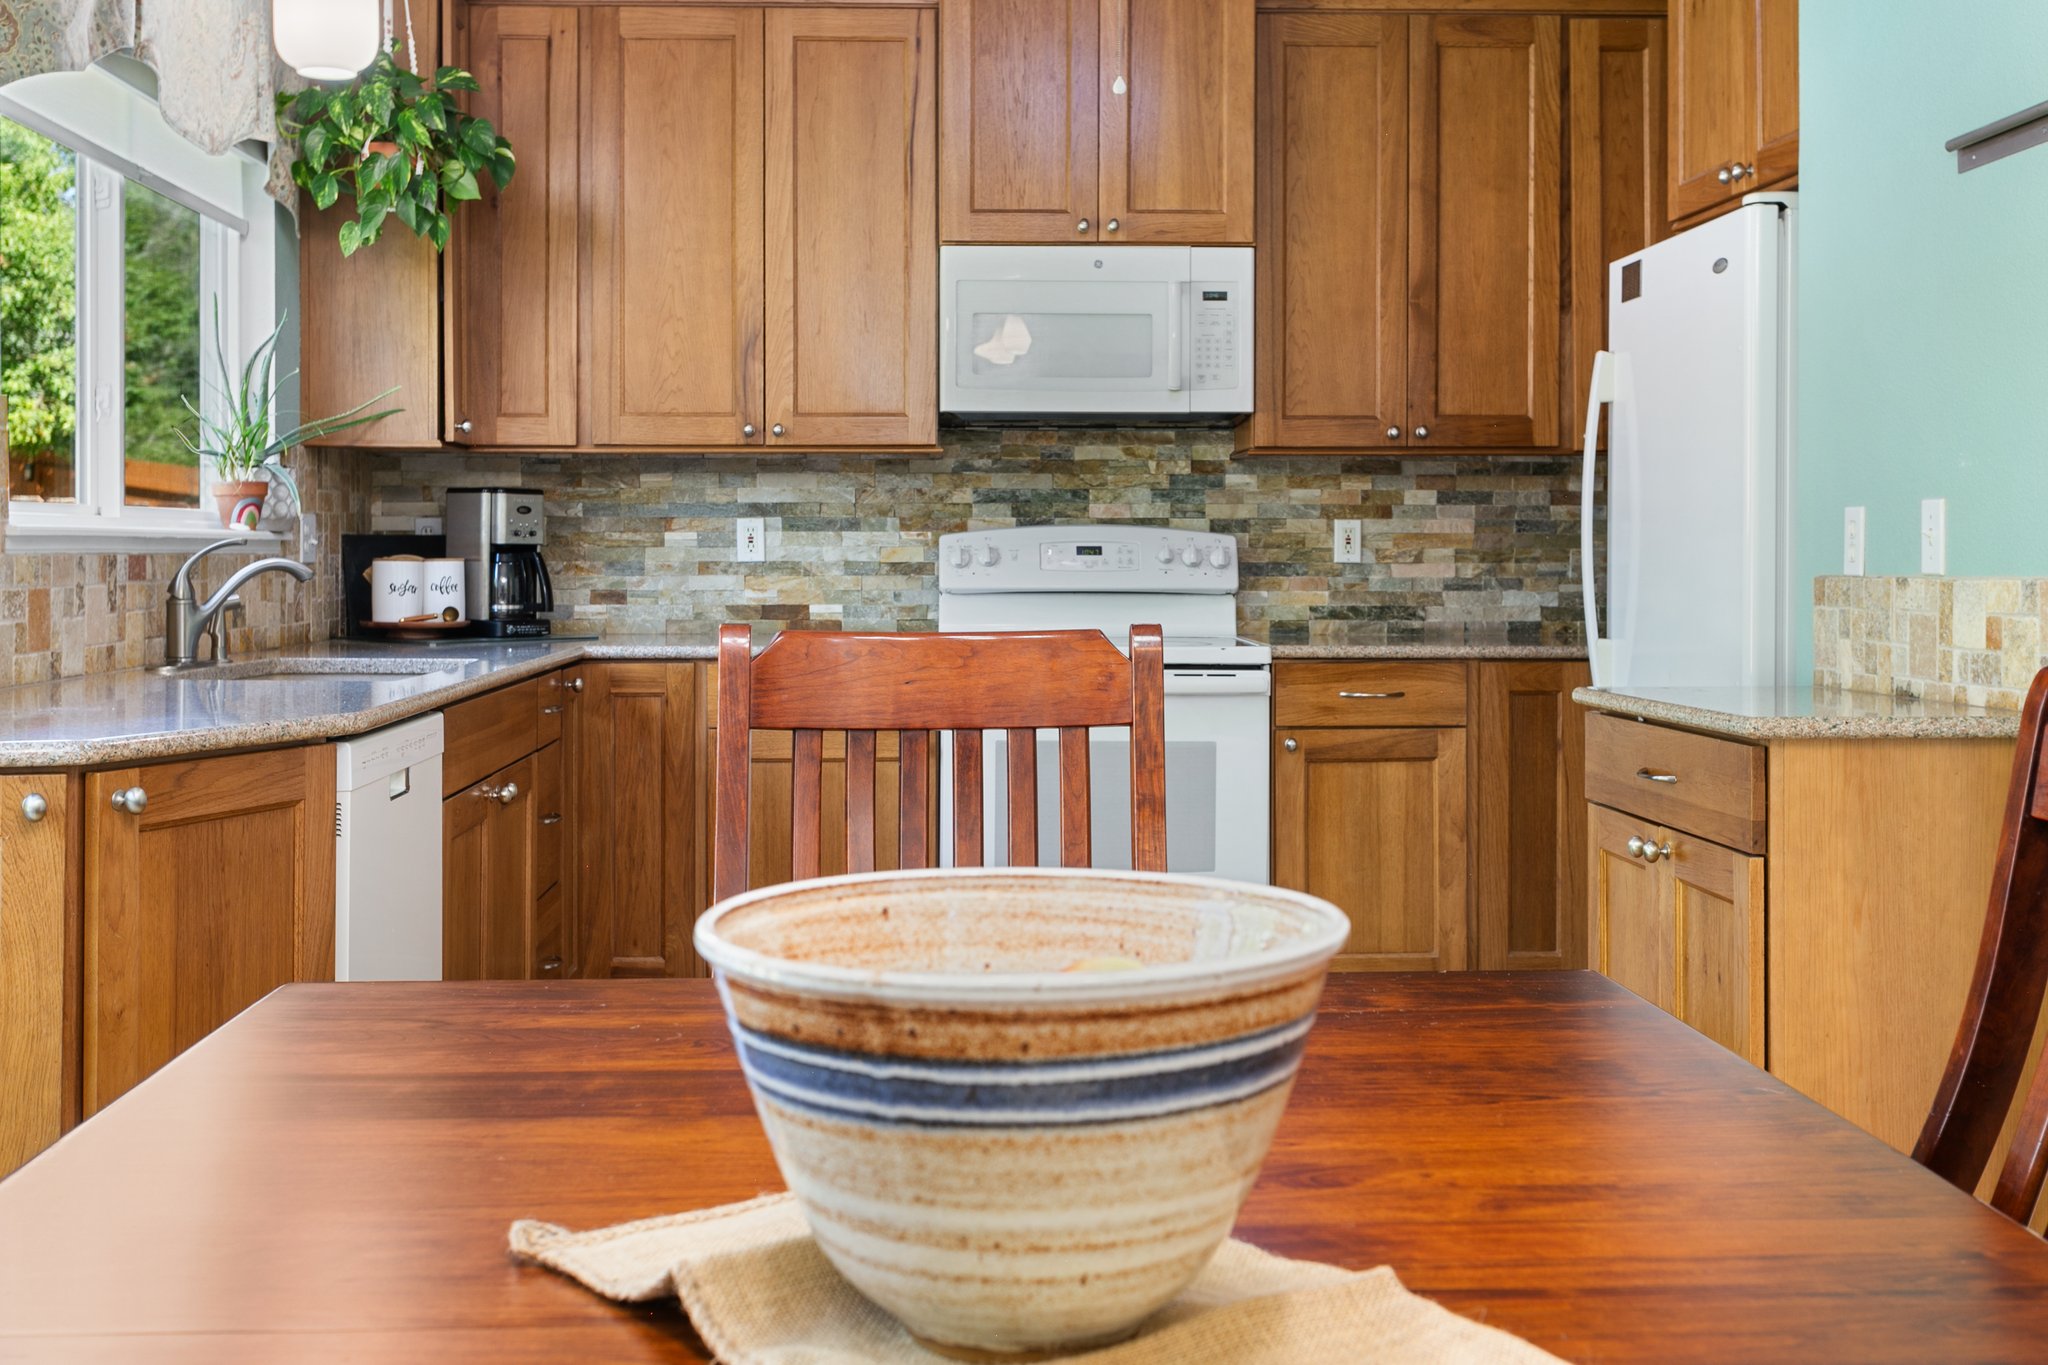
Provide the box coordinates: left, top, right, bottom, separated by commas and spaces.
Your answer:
414, 516, 443, 536
1920, 498, 1946, 575
1842, 506, 1866, 576
1333, 519, 1363, 564
737, 517, 767, 563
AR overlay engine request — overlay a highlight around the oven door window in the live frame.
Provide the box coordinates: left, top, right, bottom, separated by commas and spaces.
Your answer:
986, 733, 1220, 876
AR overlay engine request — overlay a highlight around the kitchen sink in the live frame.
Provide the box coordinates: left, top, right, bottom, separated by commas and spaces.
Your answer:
157, 658, 466, 682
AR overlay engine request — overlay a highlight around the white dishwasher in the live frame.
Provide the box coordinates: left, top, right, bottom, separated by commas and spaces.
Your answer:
334, 713, 445, 981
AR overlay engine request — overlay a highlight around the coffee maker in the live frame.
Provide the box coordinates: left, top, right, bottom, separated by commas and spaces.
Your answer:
446, 487, 555, 637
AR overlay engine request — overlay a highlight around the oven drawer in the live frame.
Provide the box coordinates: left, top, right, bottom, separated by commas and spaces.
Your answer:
1584, 712, 1765, 854
1274, 662, 1467, 728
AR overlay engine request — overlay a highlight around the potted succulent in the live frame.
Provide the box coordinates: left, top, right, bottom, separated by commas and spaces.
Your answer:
183, 301, 400, 529
274, 39, 516, 257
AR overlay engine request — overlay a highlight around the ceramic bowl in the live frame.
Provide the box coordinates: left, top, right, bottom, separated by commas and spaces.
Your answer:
693, 867, 1349, 1357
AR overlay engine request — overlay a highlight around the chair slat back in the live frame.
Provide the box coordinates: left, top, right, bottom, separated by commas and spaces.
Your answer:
1915, 667, 2048, 1223
713, 625, 1167, 903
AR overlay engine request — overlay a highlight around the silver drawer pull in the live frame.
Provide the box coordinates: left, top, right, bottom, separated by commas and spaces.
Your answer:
540, 813, 563, 826
1338, 691, 1405, 700
1636, 768, 1679, 784
541, 705, 563, 715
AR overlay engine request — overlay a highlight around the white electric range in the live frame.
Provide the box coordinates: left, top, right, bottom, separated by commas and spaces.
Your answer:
936, 526, 1271, 884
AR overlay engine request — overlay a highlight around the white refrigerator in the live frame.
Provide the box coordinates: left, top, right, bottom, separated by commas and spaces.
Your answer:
1581, 192, 1798, 690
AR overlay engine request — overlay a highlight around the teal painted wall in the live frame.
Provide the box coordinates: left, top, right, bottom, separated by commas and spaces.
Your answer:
1796, 1, 2048, 679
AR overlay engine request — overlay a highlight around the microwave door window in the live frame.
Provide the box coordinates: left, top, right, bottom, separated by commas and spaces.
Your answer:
967, 312, 1155, 384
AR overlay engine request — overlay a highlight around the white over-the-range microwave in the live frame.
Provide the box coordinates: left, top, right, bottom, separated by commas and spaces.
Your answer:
939, 245, 1253, 421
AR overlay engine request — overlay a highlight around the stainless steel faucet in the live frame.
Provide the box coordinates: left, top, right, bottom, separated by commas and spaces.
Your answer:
161, 537, 315, 669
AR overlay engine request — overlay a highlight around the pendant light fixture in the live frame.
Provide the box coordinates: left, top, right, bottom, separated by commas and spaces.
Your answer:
271, 0, 380, 82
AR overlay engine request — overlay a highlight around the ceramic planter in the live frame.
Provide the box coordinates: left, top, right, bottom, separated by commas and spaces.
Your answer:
211, 480, 269, 530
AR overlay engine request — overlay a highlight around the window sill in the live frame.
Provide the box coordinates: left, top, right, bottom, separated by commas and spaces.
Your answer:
4, 516, 288, 556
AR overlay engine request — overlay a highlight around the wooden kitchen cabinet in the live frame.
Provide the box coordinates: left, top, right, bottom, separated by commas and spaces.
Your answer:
1, 774, 72, 1179
575, 663, 697, 978
1473, 661, 1591, 971
82, 748, 337, 1116
449, 4, 580, 446
1567, 17, 1666, 444
1591, 802, 1763, 1064
1666, 0, 1798, 225
441, 667, 582, 981
764, 6, 936, 448
939, 0, 1251, 244
586, 7, 764, 448
1274, 724, 1468, 972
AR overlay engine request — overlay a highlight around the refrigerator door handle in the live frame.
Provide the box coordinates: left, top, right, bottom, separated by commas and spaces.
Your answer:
1582, 350, 1617, 687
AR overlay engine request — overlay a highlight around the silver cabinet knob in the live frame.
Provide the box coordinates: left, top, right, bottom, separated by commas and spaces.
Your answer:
742, 423, 757, 438
1386, 426, 1401, 441
771, 424, 785, 437
481, 781, 519, 805
1631, 836, 1672, 863
1076, 219, 1090, 233
455, 419, 473, 434
110, 786, 147, 815
20, 793, 48, 823
1717, 167, 1733, 184
1283, 737, 1299, 752
565, 676, 584, 693
1732, 163, 1752, 180
1626, 836, 1646, 859
1413, 426, 1429, 440
1105, 218, 1120, 233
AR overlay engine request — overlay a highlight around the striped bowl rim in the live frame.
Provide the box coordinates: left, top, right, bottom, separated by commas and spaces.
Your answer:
694, 867, 1349, 1007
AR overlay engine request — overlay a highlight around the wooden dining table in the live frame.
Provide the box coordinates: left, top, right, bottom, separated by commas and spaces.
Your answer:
4, 972, 2048, 1362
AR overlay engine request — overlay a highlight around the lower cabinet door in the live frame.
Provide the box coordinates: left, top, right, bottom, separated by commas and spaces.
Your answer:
1591, 802, 1765, 1064
1273, 726, 1468, 971
1, 774, 71, 1177
443, 755, 536, 981
83, 748, 337, 1115
578, 663, 696, 977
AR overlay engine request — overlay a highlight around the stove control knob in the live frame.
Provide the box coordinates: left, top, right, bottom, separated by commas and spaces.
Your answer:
949, 544, 971, 569
1208, 546, 1231, 569
977, 544, 1001, 567
1156, 547, 1176, 565
1179, 546, 1202, 567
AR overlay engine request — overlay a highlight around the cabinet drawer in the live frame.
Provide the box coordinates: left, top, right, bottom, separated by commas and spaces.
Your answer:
1274, 662, 1467, 728
443, 679, 541, 796
533, 741, 564, 898
536, 670, 567, 747
1584, 713, 1765, 854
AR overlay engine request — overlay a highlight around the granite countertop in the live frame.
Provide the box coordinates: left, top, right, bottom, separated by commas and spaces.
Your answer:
1251, 623, 1585, 661
0, 624, 1587, 770
1573, 685, 2022, 741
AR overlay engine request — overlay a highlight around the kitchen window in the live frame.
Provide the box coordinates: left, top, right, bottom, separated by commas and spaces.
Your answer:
0, 63, 277, 550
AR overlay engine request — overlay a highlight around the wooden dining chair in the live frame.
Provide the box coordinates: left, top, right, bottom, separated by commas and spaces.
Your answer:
1914, 666, 2048, 1221
712, 624, 1166, 902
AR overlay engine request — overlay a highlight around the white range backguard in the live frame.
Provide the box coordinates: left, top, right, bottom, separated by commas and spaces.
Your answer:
936, 526, 1271, 885
1581, 192, 1797, 690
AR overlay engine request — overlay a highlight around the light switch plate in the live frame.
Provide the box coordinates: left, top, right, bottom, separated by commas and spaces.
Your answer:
414, 516, 443, 536
1333, 519, 1363, 564
1843, 506, 1865, 576
1920, 498, 1946, 575
737, 517, 767, 563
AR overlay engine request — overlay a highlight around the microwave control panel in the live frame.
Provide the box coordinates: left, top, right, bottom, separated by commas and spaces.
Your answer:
1190, 286, 1239, 391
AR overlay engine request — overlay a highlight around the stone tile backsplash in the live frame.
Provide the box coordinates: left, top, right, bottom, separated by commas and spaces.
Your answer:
365, 428, 1595, 645
1813, 575, 2048, 710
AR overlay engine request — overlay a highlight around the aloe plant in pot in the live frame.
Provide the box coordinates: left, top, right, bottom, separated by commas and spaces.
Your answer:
274, 39, 516, 257
183, 301, 401, 530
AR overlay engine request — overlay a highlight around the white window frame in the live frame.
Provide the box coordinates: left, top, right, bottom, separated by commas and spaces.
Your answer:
2, 66, 283, 552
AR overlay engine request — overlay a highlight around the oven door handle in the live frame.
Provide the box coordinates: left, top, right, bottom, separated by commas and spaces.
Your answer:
1163, 671, 1271, 697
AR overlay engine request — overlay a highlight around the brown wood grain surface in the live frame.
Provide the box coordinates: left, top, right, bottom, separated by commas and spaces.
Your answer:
1584, 711, 1766, 854
4, 973, 2046, 1362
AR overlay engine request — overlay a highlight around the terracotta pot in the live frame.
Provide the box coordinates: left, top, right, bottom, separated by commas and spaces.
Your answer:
211, 480, 270, 530
364, 139, 402, 158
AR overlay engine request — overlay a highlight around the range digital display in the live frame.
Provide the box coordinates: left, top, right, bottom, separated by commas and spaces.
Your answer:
1076, 545, 1103, 556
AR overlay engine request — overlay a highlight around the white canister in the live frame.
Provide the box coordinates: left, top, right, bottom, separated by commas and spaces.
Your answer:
370, 556, 427, 622
423, 558, 466, 621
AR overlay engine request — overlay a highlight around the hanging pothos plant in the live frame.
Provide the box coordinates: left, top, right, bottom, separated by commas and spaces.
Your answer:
274, 40, 516, 257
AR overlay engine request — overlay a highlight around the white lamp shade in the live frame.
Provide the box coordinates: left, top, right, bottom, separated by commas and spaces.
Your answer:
272, 0, 381, 82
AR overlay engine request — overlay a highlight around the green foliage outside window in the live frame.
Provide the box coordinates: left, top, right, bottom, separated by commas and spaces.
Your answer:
0, 117, 77, 493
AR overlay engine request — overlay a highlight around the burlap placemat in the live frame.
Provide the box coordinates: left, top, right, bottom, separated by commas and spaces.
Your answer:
509, 1193, 1567, 1364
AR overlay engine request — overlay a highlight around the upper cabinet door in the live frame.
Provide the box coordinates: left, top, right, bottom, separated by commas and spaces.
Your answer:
1750, 0, 1798, 190
764, 8, 936, 448
1097, 0, 1254, 244
1249, 13, 1406, 451
450, 6, 579, 447
1407, 15, 1561, 450
939, 0, 1098, 243
587, 8, 764, 447
1666, 0, 1753, 221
